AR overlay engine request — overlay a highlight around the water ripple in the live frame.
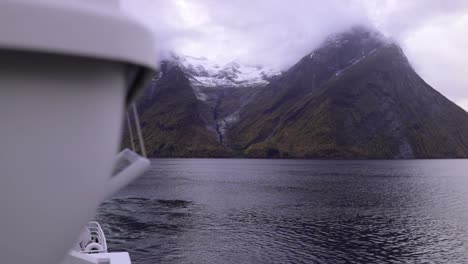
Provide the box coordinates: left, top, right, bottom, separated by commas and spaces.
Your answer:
96, 159, 468, 264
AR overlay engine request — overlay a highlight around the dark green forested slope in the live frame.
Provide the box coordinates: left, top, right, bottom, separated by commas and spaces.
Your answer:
123, 63, 229, 157
228, 44, 468, 158
226, 27, 385, 152
125, 26, 468, 159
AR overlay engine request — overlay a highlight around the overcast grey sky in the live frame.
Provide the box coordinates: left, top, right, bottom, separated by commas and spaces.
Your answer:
121, 0, 468, 109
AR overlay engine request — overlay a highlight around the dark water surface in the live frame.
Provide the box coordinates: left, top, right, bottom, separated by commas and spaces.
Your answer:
97, 159, 468, 263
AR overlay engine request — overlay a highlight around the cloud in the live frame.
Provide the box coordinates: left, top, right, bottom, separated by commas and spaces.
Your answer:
457, 98, 468, 111
359, 0, 468, 35
121, 0, 371, 67
402, 14, 468, 108
120, 0, 468, 106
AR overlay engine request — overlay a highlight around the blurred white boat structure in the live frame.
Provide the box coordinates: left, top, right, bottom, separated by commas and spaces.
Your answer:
0, 0, 158, 263
63, 222, 132, 264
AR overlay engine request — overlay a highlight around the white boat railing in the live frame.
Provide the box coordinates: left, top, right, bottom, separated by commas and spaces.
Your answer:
80, 222, 108, 254
64, 221, 133, 263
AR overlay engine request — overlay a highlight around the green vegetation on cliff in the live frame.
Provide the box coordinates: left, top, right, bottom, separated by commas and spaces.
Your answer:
124, 27, 468, 159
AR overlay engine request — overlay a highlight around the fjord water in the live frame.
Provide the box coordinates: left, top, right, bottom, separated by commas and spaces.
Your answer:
97, 159, 468, 263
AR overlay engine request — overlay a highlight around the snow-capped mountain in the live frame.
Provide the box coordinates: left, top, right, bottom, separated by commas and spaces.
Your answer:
129, 25, 468, 159
170, 54, 280, 88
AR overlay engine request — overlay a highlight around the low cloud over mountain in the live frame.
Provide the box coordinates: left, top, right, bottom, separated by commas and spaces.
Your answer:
121, 0, 468, 109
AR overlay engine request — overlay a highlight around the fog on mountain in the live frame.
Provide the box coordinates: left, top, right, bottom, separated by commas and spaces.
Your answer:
123, 26, 468, 159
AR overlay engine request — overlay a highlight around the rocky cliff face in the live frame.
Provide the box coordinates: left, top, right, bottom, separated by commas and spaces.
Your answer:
123, 62, 229, 157
170, 54, 277, 146
126, 26, 468, 159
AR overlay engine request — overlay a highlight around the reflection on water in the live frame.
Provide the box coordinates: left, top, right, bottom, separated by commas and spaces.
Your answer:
97, 159, 468, 263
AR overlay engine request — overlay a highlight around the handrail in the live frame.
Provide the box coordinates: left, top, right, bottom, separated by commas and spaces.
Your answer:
80, 222, 108, 254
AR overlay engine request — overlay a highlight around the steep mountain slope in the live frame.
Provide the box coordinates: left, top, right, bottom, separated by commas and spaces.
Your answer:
127, 26, 468, 159
123, 55, 277, 157
172, 54, 276, 145
228, 26, 468, 158
123, 62, 229, 157
227, 26, 386, 150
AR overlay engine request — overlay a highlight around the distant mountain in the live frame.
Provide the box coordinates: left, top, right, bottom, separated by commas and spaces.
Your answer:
126, 26, 468, 159
228, 26, 468, 158
123, 62, 229, 157
172, 54, 279, 89
123, 55, 274, 157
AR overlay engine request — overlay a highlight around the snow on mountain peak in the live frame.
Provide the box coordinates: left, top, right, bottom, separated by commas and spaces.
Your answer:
172, 54, 280, 88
